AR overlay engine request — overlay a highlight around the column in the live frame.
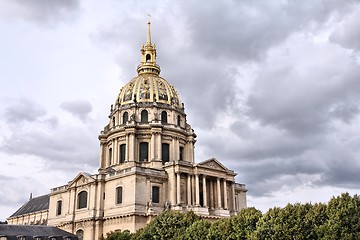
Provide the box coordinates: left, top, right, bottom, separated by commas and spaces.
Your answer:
192, 175, 196, 206
99, 143, 104, 168
125, 134, 129, 161
172, 170, 176, 205
232, 182, 236, 211
177, 173, 181, 205
223, 179, 228, 209
187, 174, 192, 206
113, 138, 118, 164
195, 174, 200, 206
128, 133, 135, 161
175, 138, 179, 160
190, 141, 194, 162
209, 179, 214, 209
171, 138, 176, 161
156, 133, 161, 160
217, 178, 222, 209
150, 133, 155, 161
202, 175, 207, 207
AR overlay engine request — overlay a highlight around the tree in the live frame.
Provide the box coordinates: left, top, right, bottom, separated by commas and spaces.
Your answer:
181, 219, 211, 240
133, 210, 201, 240
207, 217, 232, 240
104, 230, 132, 240
323, 193, 360, 239
229, 207, 262, 240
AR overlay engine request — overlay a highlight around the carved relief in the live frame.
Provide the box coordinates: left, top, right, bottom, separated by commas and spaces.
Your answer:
200, 161, 224, 171
123, 82, 134, 102
157, 80, 168, 101
139, 77, 151, 100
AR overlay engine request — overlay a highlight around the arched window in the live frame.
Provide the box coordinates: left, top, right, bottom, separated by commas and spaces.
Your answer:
77, 191, 87, 209
112, 116, 116, 127
141, 110, 148, 123
146, 54, 151, 62
116, 186, 123, 204
177, 115, 181, 126
161, 111, 167, 124
123, 112, 128, 124
56, 200, 62, 216
108, 148, 112, 166
76, 229, 84, 240
119, 144, 126, 163
162, 143, 169, 163
139, 142, 149, 162
152, 186, 160, 203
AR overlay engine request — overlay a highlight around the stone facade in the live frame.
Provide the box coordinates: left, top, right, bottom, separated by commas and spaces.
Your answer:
8, 20, 247, 240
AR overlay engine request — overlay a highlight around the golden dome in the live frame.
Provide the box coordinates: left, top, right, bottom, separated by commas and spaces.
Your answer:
116, 19, 182, 109
117, 74, 182, 109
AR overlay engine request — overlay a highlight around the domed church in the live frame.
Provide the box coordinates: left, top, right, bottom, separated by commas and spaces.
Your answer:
8, 21, 247, 239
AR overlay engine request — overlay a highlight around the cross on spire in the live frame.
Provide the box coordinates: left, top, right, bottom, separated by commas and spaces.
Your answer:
146, 14, 151, 44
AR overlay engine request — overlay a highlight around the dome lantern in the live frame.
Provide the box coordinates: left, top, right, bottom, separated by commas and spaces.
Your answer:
137, 17, 160, 76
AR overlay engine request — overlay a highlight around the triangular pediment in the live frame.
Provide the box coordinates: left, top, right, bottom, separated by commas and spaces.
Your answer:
197, 158, 229, 171
68, 172, 95, 188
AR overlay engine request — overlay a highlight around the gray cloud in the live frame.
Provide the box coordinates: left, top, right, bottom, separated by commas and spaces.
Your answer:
0, 0, 80, 26
1, 98, 98, 171
3, 98, 46, 123
61, 99, 93, 121
247, 39, 360, 136
179, 0, 356, 61
330, 5, 360, 51
91, 1, 360, 201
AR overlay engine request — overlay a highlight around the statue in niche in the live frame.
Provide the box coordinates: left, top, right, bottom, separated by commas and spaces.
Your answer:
153, 108, 159, 120
130, 113, 135, 122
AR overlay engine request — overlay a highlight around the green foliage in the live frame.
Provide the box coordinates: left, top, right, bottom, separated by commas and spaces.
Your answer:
229, 207, 262, 240
106, 193, 360, 240
133, 210, 201, 240
323, 192, 360, 239
105, 230, 132, 240
207, 217, 232, 240
181, 219, 211, 240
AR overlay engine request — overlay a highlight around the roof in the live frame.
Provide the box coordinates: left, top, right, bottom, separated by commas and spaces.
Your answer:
0, 225, 78, 239
9, 194, 49, 218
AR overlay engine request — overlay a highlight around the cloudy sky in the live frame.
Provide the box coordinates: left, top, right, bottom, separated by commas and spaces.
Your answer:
1, 0, 360, 221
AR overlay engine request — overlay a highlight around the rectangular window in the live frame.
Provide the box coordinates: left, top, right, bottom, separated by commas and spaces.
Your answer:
139, 142, 149, 161
179, 147, 184, 161
120, 144, 126, 163
152, 186, 160, 203
116, 186, 123, 204
109, 148, 112, 165
78, 191, 88, 209
162, 143, 169, 163
56, 200, 62, 216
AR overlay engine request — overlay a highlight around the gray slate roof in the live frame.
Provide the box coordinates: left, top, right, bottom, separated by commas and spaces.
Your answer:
0, 224, 78, 239
9, 194, 49, 218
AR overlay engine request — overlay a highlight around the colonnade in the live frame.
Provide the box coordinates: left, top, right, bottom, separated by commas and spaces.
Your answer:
173, 172, 238, 212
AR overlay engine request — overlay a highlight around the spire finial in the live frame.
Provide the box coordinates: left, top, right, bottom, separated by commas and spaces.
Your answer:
146, 13, 151, 44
